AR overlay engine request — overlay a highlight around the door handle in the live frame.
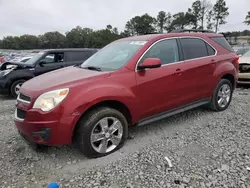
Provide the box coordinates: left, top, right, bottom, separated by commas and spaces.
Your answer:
174, 68, 183, 76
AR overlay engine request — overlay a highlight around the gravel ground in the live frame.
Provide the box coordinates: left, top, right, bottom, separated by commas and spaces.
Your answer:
0, 87, 250, 188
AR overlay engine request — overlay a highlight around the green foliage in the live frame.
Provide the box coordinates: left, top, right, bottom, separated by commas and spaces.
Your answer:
190, 0, 202, 29
244, 11, 250, 25
2, 36, 20, 49
206, 10, 214, 30
18, 35, 40, 49
155, 11, 172, 33
124, 13, 156, 35
170, 12, 195, 30
213, 0, 229, 32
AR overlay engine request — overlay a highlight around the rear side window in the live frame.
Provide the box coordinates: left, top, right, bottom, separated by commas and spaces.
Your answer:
206, 43, 216, 56
180, 38, 208, 60
66, 51, 95, 61
210, 37, 234, 52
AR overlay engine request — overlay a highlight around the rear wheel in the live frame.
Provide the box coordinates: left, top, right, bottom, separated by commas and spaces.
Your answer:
10, 79, 26, 98
74, 107, 128, 158
208, 79, 233, 111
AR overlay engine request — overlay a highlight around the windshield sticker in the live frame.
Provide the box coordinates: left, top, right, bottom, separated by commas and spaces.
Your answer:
130, 41, 147, 45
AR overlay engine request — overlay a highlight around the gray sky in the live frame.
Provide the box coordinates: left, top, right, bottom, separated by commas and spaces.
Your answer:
0, 0, 249, 39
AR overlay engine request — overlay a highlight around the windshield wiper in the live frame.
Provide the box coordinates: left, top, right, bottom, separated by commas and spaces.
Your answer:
82, 66, 102, 71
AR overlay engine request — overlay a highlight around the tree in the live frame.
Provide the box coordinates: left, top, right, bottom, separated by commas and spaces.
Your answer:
106, 25, 112, 30
244, 11, 250, 25
0, 40, 3, 49
170, 12, 194, 30
1, 36, 20, 49
190, 1, 202, 29
200, 0, 212, 29
66, 26, 94, 48
206, 10, 214, 30
39, 31, 66, 49
213, 0, 229, 33
125, 13, 156, 36
155, 11, 172, 33
242, 29, 250, 36
18, 35, 40, 49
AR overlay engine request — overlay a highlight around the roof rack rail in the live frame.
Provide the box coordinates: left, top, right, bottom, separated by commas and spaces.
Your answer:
170, 29, 215, 33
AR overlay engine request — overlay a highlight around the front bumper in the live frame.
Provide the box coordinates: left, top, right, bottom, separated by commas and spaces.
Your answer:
14, 106, 76, 146
0, 77, 9, 94
238, 72, 250, 84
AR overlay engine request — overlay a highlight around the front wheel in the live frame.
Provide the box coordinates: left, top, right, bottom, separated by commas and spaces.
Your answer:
74, 107, 128, 158
10, 79, 26, 98
208, 79, 233, 111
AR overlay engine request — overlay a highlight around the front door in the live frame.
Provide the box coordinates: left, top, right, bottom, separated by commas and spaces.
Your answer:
34, 52, 65, 76
135, 38, 186, 120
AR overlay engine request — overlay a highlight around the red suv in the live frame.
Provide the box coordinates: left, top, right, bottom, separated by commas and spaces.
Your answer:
14, 30, 238, 158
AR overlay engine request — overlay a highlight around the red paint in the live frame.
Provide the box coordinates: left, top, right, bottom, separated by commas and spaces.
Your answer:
14, 32, 238, 146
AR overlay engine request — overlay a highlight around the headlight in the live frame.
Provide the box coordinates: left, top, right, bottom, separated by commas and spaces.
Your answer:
0, 69, 12, 77
33, 88, 69, 112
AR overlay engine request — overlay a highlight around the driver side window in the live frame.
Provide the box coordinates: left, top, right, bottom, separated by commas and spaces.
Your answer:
139, 39, 180, 65
43, 54, 55, 63
40, 53, 64, 64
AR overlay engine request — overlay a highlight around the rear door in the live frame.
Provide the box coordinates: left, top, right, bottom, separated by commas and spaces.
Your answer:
34, 52, 65, 76
179, 37, 217, 102
64, 51, 96, 67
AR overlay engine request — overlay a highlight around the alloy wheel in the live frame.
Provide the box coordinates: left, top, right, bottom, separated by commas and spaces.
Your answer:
90, 117, 123, 154
15, 83, 23, 96
217, 83, 231, 108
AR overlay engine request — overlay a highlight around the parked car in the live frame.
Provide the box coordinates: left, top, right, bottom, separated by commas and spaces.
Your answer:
0, 48, 98, 97
14, 30, 238, 158
238, 49, 250, 84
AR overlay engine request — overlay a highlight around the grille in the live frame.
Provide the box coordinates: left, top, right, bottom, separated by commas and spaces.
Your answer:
238, 78, 250, 82
19, 93, 31, 103
16, 108, 26, 120
239, 64, 250, 73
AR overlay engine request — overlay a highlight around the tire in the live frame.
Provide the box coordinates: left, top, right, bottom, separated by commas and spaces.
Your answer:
208, 79, 233, 111
74, 107, 128, 158
10, 79, 26, 98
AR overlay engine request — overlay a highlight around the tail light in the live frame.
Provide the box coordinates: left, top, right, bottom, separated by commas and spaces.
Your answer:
235, 56, 239, 64
233, 55, 239, 73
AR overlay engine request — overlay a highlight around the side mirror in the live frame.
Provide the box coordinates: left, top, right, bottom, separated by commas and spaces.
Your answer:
137, 58, 161, 70
39, 60, 46, 67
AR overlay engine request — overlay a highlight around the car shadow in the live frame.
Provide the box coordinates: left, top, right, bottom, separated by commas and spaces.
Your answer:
31, 106, 213, 172
237, 83, 250, 89
0, 94, 16, 101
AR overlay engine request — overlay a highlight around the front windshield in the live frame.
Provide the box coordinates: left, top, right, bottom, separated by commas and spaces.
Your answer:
24, 52, 45, 65
81, 40, 147, 71
242, 49, 250, 57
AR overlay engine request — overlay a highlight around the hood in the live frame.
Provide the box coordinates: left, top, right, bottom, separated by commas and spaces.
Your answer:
0, 61, 33, 71
239, 56, 250, 65
20, 66, 111, 96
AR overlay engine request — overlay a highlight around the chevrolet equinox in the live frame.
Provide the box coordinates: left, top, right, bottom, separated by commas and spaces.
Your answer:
14, 30, 239, 158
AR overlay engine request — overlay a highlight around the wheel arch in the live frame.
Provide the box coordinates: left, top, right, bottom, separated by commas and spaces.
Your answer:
8, 76, 33, 92
72, 100, 133, 141
220, 73, 235, 90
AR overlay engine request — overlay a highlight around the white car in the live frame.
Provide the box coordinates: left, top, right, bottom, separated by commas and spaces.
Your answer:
238, 50, 250, 84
